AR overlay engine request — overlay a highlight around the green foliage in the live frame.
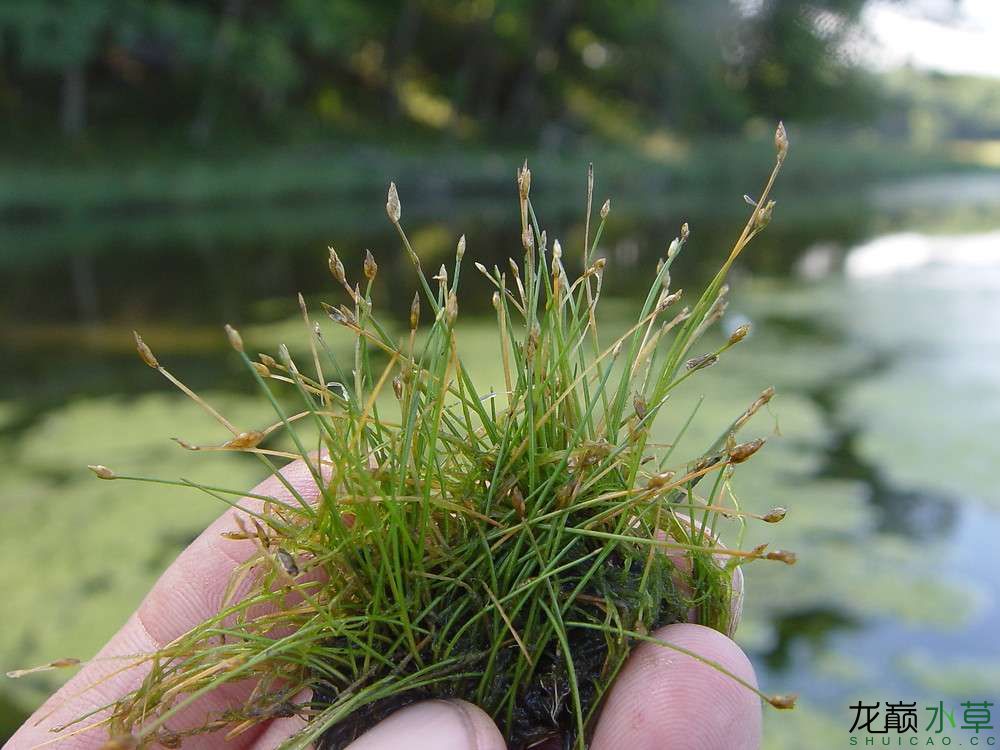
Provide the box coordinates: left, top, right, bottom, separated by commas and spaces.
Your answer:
0, 0, 880, 142
63, 144, 794, 748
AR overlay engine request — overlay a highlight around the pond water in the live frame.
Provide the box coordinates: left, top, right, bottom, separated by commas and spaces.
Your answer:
2, 171, 999, 746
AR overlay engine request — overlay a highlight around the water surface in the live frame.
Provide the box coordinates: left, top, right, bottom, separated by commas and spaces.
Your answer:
3, 172, 999, 747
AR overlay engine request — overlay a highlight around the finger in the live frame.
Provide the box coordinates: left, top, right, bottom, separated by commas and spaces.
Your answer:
659, 514, 744, 636
343, 700, 505, 750
591, 623, 762, 750
8, 458, 326, 750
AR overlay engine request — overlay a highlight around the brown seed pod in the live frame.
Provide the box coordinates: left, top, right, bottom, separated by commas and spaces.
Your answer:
775, 121, 789, 162
517, 161, 531, 199
328, 247, 346, 285
765, 549, 797, 565
633, 394, 648, 421
222, 431, 265, 450
685, 353, 718, 372
133, 331, 159, 369
761, 506, 787, 523
509, 486, 526, 518
729, 438, 765, 464
363, 249, 378, 282
88, 465, 116, 480
224, 324, 244, 353
157, 731, 183, 749
769, 693, 798, 709
386, 182, 401, 223
728, 324, 750, 344
645, 471, 676, 490
410, 292, 420, 331
49, 657, 81, 669
276, 548, 300, 577
754, 200, 775, 232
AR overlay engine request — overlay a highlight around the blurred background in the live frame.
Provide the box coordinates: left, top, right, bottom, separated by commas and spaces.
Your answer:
2, 0, 999, 746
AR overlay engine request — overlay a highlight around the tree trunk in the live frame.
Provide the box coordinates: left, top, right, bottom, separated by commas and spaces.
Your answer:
191, 0, 245, 145
61, 63, 86, 137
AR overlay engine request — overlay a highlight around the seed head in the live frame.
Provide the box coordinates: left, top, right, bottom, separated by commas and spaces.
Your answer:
525, 323, 540, 362
409, 292, 420, 330
88, 464, 116, 480
600, 198, 610, 219
363, 249, 378, 281
765, 549, 797, 565
728, 323, 751, 344
521, 226, 534, 252
645, 470, 675, 490
754, 199, 775, 232
517, 161, 531, 199
224, 324, 244, 353
275, 548, 299, 577
223, 431, 265, 450
762, 506, 787, 523
509, 485, 526, 517
324, 304, 349, 326
133, 331, 159, 369
328, 247, 346, 285
259, 353, 278, 370
252, 362, 270, 377
456, 234, 466, 261
440, 263, 454, 286
492, 291, 501, 310
685, 353, 718, 372
386, 182, 401, 223
657, 288, 682, 311
729, 438, 765, 463
680, 222, 690, 242
775, 121, 789, 162
445, 291, 458, 325
769, 693, 798, 710
49, 657, 81, 669
392, 376, 404, 400
633, 394, 648, 421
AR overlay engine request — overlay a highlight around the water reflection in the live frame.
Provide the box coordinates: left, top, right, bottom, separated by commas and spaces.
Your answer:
2, 175, 1000, 747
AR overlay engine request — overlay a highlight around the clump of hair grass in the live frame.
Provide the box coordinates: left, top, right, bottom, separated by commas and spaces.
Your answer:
60, 125, 795, 749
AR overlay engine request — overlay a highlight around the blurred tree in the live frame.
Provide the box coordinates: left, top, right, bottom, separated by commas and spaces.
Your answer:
0, 1, 112, 135
738, 0, 877, 122
0, 0, 886, 145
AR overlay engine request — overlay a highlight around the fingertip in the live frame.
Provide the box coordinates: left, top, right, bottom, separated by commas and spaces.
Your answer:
345, 700, 504, 750
591, 623, 761, 750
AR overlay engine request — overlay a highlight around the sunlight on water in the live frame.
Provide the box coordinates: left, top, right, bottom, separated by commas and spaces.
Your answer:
846, 229, 1000, 282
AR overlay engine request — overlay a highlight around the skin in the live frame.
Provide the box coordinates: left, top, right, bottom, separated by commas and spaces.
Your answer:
6, 460, 761, 750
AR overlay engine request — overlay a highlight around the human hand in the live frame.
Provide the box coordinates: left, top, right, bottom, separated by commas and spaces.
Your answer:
7, 460, 762, 750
